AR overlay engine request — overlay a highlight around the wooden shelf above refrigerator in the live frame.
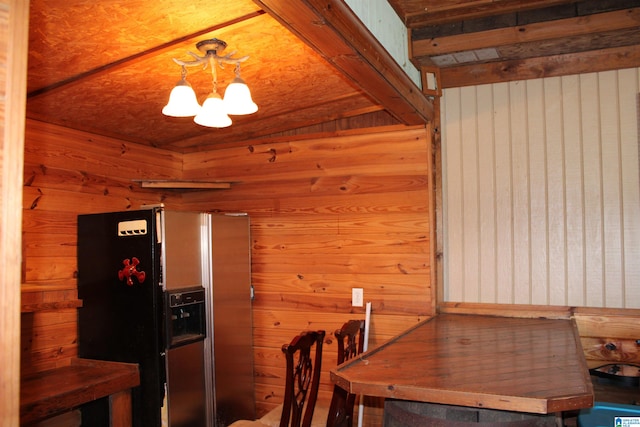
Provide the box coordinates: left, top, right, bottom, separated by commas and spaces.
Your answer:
135, 180, 232, 189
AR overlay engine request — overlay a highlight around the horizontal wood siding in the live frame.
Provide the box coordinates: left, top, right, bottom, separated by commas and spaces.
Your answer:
181, 126, 435, 417
21, 119, 183, 374
441, 68, 640, 309
574, 308, 640, 368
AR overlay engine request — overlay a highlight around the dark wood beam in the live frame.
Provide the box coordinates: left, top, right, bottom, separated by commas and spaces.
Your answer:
440, 45, 640, 88
391, 0, 578, 28
412, 8, 640, 58
254, 0, 434, 124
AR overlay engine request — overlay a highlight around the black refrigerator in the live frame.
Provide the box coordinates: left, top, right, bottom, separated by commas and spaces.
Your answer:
78, 208, 167, 427
77, 208, 255, 426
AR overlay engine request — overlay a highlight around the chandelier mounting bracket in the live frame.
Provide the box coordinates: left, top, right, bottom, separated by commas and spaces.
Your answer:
196, 38, 227, 54
172, 38, 249, 70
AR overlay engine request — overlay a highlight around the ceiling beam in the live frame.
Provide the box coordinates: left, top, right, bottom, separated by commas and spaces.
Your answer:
391, 0, 577, 28
412, 8, 640, 58
440, 45, 640, 88
254, 0, 434, 124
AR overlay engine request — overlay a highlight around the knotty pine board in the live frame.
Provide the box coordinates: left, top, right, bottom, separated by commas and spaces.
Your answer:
182, 127, 429, 182
21, 309, 78, 375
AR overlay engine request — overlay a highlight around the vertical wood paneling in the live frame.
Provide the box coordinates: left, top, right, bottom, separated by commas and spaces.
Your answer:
443, 90, 463, 301
599, 71, 624, 307
344, 0, 421, 87
477, 84, 497, 303
562, 75, 585, 306
461, 86, 480, 302
618, 68, 640, 306
543, 77, 567, 306
526, 78, 549, 305
442, 68, 640, 309
510, 81, 531, 304
580, 73, 605, 307
1, 0, 29, 424
493, 82, 515, 304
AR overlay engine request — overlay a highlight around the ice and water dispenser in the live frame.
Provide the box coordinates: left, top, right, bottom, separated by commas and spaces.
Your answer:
166, 287, 206, 347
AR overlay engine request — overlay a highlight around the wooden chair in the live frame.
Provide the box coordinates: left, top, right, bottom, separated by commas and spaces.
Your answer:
325, 319, 365, 427
229, 330, 326, 427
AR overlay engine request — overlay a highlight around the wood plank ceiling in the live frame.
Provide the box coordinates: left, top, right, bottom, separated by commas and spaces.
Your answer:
26, 0, 640, 152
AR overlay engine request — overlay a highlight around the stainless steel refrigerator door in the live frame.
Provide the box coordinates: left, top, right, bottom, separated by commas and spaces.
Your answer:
167, 340, 207, 427
162, 211, 207, 291
208, 214, 256, 425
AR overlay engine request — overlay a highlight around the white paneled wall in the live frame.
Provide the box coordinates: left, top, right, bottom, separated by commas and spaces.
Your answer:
344, 0, 421, 87
442, 69, 640, 308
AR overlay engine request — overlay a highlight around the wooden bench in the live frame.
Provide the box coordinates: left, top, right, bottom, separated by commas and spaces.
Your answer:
20, 358, 140, 426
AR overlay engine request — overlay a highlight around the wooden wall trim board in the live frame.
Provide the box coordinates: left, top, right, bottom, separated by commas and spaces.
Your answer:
2, 0, 29, 424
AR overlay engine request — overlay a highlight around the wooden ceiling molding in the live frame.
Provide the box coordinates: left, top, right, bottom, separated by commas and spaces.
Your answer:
26, 0, 640, 151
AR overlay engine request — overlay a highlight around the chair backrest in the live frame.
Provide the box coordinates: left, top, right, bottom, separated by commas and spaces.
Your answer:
326, 320, 365, 427
280, 330, 326, 427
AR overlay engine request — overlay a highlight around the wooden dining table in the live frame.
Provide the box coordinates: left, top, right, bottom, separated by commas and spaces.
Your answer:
330, 313, 594, 415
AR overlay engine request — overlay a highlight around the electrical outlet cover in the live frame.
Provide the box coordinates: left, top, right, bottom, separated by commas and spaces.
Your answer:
352, 288, 364, 307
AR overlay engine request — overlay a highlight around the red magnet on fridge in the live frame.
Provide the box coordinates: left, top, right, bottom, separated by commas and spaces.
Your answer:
118, 257, 146, 286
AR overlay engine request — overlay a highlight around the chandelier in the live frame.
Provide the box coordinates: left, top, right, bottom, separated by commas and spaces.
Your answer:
162, 38, 258, 128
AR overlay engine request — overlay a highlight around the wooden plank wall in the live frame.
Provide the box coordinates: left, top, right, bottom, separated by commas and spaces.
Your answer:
20, 120, 435, 424
181, 126, 435, 418
21, 119, 183, 376
18, 116, 640, 427
574, 307, 640, 369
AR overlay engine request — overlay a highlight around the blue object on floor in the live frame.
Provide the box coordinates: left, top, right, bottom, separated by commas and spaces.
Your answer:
578, 401, 640, 427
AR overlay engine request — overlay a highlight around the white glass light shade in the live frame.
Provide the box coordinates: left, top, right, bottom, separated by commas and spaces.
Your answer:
223, 77, 258, 115
162, 79, 201, 117
194, 92, 232, 128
